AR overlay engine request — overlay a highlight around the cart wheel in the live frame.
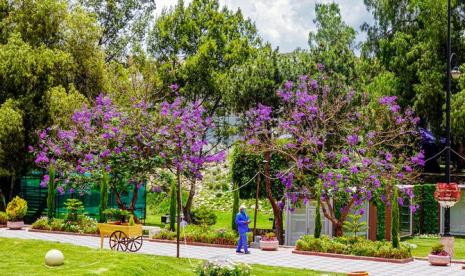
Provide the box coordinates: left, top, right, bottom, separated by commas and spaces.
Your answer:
109, 231, 128, 251
127, 236, 143, 252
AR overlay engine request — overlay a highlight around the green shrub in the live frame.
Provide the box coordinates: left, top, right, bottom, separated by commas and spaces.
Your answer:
0, 211, 7, 225
196, 260, 251, 276
295, 235, 411, 259
343, 213, 367, 237
103, 208, 131, 223
50, 219, 64, 231
79, 216, 98, 234
191, 207, 217, 226
6, 196, 27, 221
32, 217, 50, 230
64, 199, 84, 222
153, 225, 238, 245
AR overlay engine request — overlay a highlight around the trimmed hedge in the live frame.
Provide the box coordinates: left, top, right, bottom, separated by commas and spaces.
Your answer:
295, 235, 411, 259
413, 184, 439, 234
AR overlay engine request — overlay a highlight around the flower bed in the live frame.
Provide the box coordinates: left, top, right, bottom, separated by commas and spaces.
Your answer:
31, 216, 98, 234
295, 235, 412, 261
0, 211, 7, 226
152, 225, 249, 246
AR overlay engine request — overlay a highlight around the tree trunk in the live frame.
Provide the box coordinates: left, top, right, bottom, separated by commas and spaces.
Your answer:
333, 222, 343, 237
264, 151, 285, 244
113, 184, 140, 224
183, 179, 196, 223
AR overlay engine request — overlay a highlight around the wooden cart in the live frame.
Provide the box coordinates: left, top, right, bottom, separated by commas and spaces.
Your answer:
97, 223, 143, 252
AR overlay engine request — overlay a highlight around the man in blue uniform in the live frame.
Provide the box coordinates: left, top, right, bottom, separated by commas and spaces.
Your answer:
235, 204, 250, 254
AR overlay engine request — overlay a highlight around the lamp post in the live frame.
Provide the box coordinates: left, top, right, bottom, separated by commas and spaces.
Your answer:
437, 0, 462, 257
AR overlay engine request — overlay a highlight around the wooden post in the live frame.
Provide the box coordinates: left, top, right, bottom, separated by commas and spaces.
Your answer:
368, 202, 377, 241
253, 173, 260, 239
385, 204, 392, 241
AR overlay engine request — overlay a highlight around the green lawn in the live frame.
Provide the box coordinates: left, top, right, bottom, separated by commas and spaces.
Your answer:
0, 238, 341, 276
145, 210, 274, 230
403, 236, 465, 259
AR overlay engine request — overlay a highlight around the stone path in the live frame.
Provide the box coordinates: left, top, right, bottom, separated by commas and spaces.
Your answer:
1, 228, 464, 275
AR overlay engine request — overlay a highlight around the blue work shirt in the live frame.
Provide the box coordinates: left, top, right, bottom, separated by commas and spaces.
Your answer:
235, 211, 250, 234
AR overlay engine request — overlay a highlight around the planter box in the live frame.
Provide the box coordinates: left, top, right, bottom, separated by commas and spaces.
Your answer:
292, 250, 414, 264
260, 240, 279, 251
7, 221, 24, 230
428, 254, 451, 266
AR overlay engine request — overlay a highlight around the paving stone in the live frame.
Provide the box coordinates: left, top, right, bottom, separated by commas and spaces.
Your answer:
0, 228, 464, 275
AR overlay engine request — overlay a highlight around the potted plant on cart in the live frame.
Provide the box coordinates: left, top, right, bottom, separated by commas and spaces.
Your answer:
103, 208, 131, 225
428, 243, 451, 266
259, 232, 279, 251
6, 196, 28, 230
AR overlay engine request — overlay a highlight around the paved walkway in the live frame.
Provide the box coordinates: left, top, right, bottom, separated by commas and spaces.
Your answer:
0, 228, 464, 275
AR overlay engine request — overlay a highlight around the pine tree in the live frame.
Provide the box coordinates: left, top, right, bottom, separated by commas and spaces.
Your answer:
47, 165, 56, 219
99, 171, 109, 223
314, 196, 322, 238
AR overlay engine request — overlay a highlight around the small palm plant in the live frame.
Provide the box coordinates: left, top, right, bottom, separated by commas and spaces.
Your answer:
343, 213, 367, 237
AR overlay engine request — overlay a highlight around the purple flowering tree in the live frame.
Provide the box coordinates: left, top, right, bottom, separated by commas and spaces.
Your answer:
157, 88, 225, 257
244, 69, 424, 237
32, 95, 148, 222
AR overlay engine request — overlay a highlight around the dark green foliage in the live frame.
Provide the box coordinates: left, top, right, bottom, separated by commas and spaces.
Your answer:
229, 143, 287, 199
231, 182, 239, 231
375, 196, 386, 241
413, 184, 439, 234
79, 0, 156, 62
64, 199, 84, 222
103, 208, 131, 223
295, 235, 411, 259
191, 207, 217, 226
46, 165, 56, 219
169, 180, 176, 231
391, 190, 400, 248
99, 172, 109, 223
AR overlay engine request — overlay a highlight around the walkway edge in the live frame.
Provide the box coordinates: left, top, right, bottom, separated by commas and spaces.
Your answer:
292, 250, 414, 263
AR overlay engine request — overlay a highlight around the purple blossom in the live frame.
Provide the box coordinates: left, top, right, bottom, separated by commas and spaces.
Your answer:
346, 134, 358, 146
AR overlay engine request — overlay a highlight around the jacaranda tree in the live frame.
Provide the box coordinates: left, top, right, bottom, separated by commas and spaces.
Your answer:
156, 85, 225, 257
243, 66, 424, 237
32, 95, 150, 222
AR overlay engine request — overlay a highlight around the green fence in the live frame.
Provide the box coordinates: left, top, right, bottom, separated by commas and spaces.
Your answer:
20, 173, 146, 224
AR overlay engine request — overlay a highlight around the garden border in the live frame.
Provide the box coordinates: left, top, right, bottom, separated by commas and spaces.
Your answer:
0, 225, 6, 228
148, 238, 237, 249
292, 250, 414, 263
28, 228, 100, 237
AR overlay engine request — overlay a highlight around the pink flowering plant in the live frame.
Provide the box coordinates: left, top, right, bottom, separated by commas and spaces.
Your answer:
243, 68, 423, 236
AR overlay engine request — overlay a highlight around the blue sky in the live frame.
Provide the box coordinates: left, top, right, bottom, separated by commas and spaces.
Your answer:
154, 0, 374, 53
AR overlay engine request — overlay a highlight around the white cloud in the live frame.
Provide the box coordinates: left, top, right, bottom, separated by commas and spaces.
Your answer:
153, 0, 373, 53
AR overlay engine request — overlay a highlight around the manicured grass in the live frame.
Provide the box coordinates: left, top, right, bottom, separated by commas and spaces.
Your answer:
403, 236, 465, 259
0, 238, 341, 275
145, 210, 274, 230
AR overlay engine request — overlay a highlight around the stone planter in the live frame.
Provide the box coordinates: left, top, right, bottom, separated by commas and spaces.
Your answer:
428, 254, 451, 266
348, 272, 368, 276
7, 220, 24, 230
259, 240, 279, 251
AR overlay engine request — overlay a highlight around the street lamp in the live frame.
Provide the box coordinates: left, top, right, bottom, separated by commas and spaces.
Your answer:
436, 0, 462, 256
